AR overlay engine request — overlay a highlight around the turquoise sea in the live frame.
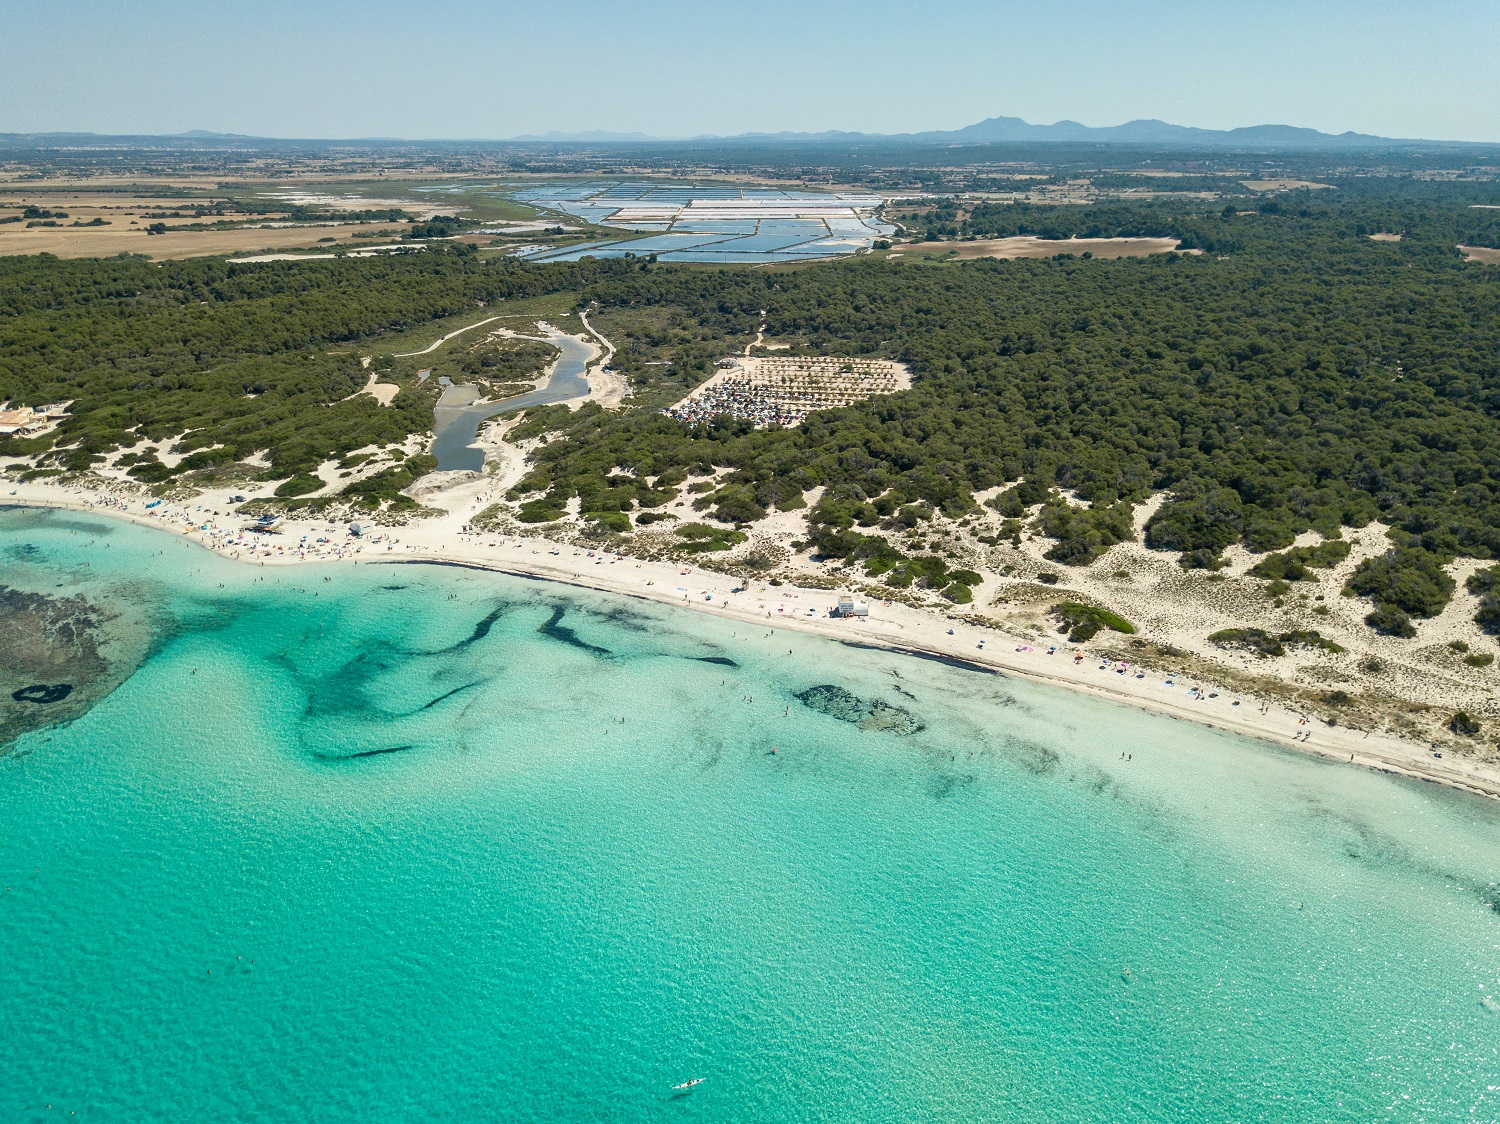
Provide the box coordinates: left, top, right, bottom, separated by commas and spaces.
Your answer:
2, 507, 1499, 1122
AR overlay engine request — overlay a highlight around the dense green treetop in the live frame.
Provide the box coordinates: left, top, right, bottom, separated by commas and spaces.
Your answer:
0, 248, 633, 474
3, 195, 1500, 636
536, 209, 1500, 565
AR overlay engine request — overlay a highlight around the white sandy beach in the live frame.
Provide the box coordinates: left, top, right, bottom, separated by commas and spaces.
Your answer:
7, 472, 1499, 803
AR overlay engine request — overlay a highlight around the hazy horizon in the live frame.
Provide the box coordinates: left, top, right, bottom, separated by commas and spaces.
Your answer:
2, 0, 1497, 144
0, 113, 1469, 144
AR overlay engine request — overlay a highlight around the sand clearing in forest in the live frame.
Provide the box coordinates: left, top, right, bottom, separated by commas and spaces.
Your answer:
1459, 245, 1500, 265
893, 236, 1185, 261
1240, 179, 1334, 191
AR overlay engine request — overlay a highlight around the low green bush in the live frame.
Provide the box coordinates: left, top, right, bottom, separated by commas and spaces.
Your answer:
1208, 628, 1285, 657
1053, 601, 1135, 642
275, 473, 324, 498
675, 522, 746, 552
1364, 604, 1416, 637
1279, 629, 1345, 654
585, 510, 631, 533
341, 454, 437, 501
1248, 540, 1351, 581
517, 498, 566, 522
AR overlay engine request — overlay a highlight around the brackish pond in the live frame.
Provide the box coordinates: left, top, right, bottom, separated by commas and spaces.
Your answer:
429, 326, 596, 472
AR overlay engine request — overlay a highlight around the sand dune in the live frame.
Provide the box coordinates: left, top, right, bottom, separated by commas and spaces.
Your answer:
6, 470, 1498, 803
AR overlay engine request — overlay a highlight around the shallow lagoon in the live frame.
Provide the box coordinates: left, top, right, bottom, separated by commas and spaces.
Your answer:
428, 327, 594, 472
2, 509, 1499, 1122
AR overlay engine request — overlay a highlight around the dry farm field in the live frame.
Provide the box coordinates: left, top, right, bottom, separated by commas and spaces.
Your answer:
0, 184, 458, 260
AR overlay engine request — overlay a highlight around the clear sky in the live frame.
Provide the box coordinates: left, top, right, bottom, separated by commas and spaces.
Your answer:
4, 0, 1497, 142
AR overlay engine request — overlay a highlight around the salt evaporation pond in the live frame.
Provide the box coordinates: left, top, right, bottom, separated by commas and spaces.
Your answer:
505, 181, 895, 263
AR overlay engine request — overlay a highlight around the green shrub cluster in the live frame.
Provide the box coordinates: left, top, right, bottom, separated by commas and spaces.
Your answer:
864, 550, 979, 597
1032, 497, 1134, 565
1278, 629, 1345, 654
674, 522, 746, 553
1345, 548, 1456, 635
1208, 628, 1286, 657
1053, 601, 1135, 642
1364, 605, 1416, 637
585, 510, 631, 534
275, 473, 324, 498
1467, 565, 1500, 635
1248, 540, 1351, 581
1210, 627, 1347, 657
340, 454, 438, 509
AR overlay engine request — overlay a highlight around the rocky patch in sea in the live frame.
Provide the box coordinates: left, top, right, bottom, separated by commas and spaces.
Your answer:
0, 585, 152, 750
795, 684, 924, 735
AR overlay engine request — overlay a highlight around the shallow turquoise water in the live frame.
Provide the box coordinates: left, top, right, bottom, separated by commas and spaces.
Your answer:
2, 508, 1499, 1122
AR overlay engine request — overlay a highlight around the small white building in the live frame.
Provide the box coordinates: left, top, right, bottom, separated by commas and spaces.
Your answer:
835, 596, 869, 618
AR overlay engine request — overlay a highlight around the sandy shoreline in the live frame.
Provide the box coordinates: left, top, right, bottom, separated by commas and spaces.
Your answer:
7, 478, 1499, 802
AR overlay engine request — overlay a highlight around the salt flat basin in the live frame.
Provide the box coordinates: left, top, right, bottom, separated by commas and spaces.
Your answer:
430, 327, 597, 471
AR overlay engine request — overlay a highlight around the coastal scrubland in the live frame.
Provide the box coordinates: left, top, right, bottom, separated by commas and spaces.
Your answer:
4, 187, 1500, 749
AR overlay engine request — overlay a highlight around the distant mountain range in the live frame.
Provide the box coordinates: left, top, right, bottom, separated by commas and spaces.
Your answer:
515, 117, 1448, 149
0, 118, 1489, 150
